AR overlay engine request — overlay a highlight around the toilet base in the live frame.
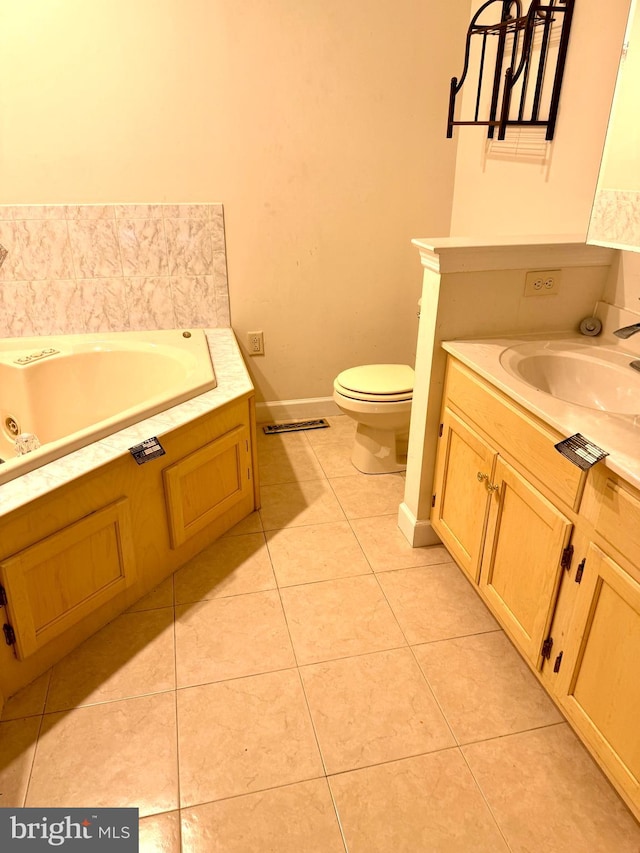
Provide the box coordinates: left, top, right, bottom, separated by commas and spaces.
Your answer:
351, 424, 408, 474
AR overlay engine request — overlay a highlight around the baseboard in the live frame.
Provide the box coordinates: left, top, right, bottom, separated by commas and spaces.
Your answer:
397, 502, 442, 547
256, 396, 342, 424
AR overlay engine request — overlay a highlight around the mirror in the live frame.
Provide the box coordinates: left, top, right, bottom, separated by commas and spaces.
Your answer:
587, 0, 640, 252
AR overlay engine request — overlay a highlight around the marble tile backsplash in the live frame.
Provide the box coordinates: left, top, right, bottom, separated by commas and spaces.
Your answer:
588, 189, 640, 251
0, 204, 230, 337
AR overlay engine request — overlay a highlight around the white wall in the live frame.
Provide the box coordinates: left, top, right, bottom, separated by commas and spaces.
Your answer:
449, 0, 632, 238
0, 0, 469, 403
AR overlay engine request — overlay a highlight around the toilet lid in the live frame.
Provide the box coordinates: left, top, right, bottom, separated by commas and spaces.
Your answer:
335, 364, 414, 396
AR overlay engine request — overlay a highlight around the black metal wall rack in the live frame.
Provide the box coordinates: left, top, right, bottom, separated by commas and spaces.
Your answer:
447, 0, 575, 141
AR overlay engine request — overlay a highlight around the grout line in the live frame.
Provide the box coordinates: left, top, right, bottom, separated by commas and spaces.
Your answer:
20, 666, 53, 808
171, 573, 183, 825
457, 745, 516, 853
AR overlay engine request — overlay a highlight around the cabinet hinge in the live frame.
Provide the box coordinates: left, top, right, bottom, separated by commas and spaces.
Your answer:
0, 585, 7, 607
541, 636, 553, 660
561, 543, 574, 571
439, 423, 443, 437
431, 494, 436, 508
3, 623, 16, 647
575, 558, 585, 584
553, 651, 563, 673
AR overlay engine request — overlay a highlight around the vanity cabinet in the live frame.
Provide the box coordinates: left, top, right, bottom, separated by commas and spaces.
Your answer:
432, 358, 579, 669
432, 355, 640, 821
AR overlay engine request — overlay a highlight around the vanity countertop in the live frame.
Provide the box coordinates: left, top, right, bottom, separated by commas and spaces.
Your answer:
442, 331, 640, 492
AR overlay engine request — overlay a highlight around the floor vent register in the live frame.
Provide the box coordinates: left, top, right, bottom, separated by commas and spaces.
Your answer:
262, 419, 330, 435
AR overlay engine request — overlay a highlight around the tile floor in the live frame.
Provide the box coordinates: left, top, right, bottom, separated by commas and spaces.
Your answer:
1, 415, 640, 851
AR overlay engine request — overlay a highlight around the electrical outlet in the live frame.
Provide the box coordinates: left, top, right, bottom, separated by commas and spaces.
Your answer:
524, 269, 562, 297
247, 331, 265, 356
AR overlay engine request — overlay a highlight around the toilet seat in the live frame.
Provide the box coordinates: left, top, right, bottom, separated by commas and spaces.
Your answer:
334, 364, 414, 403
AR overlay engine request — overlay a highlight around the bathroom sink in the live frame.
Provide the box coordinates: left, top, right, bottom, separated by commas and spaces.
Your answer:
499, 341, 640, 414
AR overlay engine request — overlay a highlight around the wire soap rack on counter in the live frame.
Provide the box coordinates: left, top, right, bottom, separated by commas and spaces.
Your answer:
447, 0, 575, 141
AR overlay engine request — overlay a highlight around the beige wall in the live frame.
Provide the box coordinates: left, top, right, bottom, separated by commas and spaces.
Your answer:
0, 0, 469, 402
450, 0, 632, 238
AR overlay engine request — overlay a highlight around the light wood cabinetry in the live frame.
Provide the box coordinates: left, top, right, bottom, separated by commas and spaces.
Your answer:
431, 409, 495, 582
164, 423, 252, 548
431, 355, 640, 821
479, 456, 572, 668
0, 498, 137, 660
551, 470, 640, 817
432, 359, 578, 669
0, 394, 258, 697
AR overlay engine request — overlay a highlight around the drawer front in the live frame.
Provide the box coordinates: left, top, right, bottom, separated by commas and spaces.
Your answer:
445, 358, 584, 509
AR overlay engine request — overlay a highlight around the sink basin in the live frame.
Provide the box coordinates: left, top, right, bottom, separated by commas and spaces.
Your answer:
499, 341, 640, 414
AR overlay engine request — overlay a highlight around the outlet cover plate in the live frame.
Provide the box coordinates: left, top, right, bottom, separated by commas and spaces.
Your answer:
524, 269, 562, 297
247, 331, 265, 355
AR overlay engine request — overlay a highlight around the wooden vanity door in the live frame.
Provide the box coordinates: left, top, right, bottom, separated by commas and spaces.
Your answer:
431, 408, 496, 583
555, 543, 640, 813
479, 456, 572, 668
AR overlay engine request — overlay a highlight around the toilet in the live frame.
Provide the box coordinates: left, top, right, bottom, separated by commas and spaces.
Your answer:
333, 363, 414, 474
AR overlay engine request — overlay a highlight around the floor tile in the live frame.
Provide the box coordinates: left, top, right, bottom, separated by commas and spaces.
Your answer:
257, 431, 326, 484
1, 671, 50, 721
329, 750, 509, 853
27, 693, 178, 816
329, 473, 406, 519
127, 576, 174, 612
377, 563, 498, 644
304, 415, 355, 446
180, 779, 345, 852
138, 810, 181, 852
45, 608, 176, 711
259, 480, 346, 530
222, 510, 263, 536
462, 724, 640, 852
266, 521, 371, 586
414, 631, 562, 743
174, 532, 275, 603
301, 648, 454, 773
177, 669, 324, 807
175, 590, 296, 687
0, 716, 41, 807
350, 514, 452, 571
310, 439, 358, 478
280, 575, 406, 664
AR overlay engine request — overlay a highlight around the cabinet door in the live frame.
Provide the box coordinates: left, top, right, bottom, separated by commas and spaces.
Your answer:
0, 498, 137, 660
555, 543, 640, 817
479, 457, 572, 667
431, 408, 496, 583
163, 423, 252, 548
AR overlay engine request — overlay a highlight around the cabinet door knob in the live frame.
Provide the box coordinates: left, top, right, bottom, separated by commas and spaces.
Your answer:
487, 482, 500, 493
477, 471, 489, 482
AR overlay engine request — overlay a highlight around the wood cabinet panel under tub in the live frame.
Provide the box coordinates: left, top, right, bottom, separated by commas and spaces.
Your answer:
163, 423, 252, 548
0, 498, 136, 660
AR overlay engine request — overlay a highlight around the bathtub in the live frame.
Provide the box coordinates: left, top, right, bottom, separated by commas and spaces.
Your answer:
0, 329, 216, 485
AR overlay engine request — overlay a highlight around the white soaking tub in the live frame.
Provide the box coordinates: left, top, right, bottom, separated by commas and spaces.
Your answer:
0, 329, 216, 485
